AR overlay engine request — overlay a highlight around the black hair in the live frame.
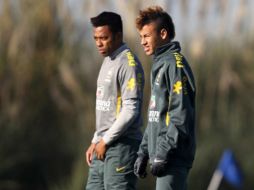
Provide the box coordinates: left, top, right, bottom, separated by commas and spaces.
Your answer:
90, 12, 123, 35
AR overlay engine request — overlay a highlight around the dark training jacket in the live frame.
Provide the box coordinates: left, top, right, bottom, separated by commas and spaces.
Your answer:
138, 41, 196, 168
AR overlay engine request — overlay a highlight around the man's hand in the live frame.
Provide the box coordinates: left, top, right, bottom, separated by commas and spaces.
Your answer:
86, 143, 96, 166
134, 155, 148, 178
150, 158, 167, 177
95, 139, 107, 160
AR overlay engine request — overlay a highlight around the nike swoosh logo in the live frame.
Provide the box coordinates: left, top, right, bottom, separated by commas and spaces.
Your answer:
116, 166, 126, 172
154, 158, 164, 163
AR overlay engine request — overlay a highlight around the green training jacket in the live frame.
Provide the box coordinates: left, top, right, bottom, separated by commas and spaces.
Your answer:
138, 41, 196, 168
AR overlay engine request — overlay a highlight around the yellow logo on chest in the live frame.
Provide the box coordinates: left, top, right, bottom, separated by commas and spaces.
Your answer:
173, 81, 182, 94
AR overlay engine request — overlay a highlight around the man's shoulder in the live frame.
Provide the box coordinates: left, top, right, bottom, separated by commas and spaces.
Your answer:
156, 52, 176, 68
117, 49, 141, 68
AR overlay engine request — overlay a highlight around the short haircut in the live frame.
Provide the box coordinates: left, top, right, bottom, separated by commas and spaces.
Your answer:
136, 6, 175, 40
90, 12, 123, 35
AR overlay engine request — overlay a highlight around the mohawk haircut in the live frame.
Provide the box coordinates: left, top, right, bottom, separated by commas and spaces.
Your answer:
136, 6, 175, 40
90, 12, 123, 35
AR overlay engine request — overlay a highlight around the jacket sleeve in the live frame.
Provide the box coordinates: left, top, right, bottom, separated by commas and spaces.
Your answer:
156, 59, 195, 161
137, 126, 149, 158
102, 55, 144, 145
91, 131, 100, 144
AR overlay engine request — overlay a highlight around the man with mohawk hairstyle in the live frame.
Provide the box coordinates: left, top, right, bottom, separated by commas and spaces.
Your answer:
134, 6, 196, 190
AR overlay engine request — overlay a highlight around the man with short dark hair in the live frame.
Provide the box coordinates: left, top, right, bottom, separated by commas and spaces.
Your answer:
134, 6, 196, 190
85, 11, 144, 190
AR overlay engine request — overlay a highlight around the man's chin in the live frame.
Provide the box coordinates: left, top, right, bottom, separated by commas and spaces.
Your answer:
145, 51, 153, 56
100, 52, 108, 57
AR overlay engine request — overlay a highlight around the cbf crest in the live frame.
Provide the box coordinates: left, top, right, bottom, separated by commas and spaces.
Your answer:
149, 95, 156, 109
96, 86, 104, 99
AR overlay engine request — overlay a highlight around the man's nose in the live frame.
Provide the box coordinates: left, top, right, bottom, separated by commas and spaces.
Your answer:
141, 38, 146, 45
96, 40, 103, 47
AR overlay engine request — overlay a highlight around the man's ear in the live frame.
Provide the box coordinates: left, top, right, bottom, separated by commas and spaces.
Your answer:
160, 28, 168, 40
115, 32, 123, 42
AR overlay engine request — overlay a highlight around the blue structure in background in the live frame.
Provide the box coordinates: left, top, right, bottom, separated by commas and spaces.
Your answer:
217, 149, 243, 188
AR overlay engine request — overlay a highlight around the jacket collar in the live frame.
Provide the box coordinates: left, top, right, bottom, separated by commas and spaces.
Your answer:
109, 43, 127, 60
153, 41, 181, 60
